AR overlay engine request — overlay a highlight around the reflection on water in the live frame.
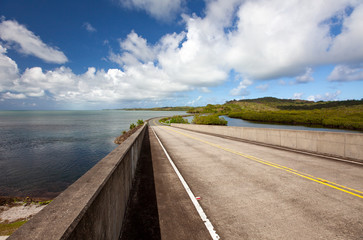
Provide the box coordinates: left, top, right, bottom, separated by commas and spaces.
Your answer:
183, 115, 358, 133
0, 110, 185, 198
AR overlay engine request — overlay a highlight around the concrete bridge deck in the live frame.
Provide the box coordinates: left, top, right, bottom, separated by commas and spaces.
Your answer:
9, 120, 363, 239
122, 119, 363, 239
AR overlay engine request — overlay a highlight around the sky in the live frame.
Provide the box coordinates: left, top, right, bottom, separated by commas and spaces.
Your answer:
0, 0, 363, 110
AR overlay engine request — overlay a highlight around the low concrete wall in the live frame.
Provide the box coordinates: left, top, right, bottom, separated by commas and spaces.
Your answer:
9, 124, 148, 240
171, 124, 363, 161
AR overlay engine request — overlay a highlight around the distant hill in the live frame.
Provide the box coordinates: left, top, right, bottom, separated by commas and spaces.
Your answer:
226, 97, 363, 110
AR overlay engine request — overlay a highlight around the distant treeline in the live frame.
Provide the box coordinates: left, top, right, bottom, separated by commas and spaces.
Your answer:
228, 109, 363, 130
187, 97, 363, 131
120, 106, 192, 111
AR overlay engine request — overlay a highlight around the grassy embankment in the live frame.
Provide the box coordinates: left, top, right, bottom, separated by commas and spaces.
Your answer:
0, 220, 27, 236
114, 119, 144, 144
159, 115, 189, 125
159, 114, 228, 125
187, 97, 363, 131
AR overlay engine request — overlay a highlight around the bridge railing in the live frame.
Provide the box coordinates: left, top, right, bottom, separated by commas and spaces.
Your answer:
171, 124, 363, 162
9, 124, 148, 240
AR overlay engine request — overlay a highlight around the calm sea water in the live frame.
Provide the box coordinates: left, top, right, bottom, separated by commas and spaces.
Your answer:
0, 110, 185, 198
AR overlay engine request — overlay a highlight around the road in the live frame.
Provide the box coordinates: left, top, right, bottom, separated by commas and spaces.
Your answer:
148, 119, 363, 240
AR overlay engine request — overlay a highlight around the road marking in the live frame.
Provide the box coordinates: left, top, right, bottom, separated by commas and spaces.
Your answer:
162, 126, 363, 199
151, 126, 221, 240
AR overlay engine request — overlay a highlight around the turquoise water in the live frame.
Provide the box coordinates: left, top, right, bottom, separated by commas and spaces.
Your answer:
0, 110, 185, 198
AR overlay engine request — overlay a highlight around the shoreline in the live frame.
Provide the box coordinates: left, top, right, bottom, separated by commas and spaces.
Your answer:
0, 196, 52, 237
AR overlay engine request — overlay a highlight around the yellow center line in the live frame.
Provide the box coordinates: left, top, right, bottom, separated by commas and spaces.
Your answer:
160, 126, 363, 199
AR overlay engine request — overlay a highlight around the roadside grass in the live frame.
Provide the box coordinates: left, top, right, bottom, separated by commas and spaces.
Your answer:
114, 119, 145, 145
0, 220, 27, 236
159, 115, 189, 125
0, 197, 53, 236
192, 114, 227, 125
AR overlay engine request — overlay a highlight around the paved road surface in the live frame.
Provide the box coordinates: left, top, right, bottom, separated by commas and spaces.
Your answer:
149, 119, 363, 240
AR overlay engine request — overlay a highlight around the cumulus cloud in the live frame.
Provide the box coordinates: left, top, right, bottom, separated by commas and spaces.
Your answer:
3, 65, 190, 102
295, 67, 314, 83
111, 0, 363, 88
0, 44, 19, 91
110, 27, 228, 87
2, 92, 26, 99
0, 18, 67, 64
293, 93, 304, 99
200, 87, 211, 93
83, 22, 97, 32
120, 0, 185, 21
327, 64, 363, 81
236, 1, 363, 79
107, 0, 363, 104
2, 0, 363, 105
230, 78, 253, 96
307, 90, 341, 101
187, 95, 202, 106
109, 31, 156, 66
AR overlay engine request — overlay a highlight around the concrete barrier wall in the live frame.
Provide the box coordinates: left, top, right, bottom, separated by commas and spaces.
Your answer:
171, 124, 363, 161
9, 124, 147, 240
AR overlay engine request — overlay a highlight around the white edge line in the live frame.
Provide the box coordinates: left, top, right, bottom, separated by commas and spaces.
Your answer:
151, 126, 220, 240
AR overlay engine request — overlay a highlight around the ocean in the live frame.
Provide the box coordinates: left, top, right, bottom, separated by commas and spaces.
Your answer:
0, 110, 185, 198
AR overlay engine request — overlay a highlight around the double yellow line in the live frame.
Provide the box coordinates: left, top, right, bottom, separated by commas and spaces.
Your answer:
162, 126, 363, 199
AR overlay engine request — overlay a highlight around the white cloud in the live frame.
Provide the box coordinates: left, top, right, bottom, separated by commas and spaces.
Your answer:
110, 28, 228, 87
4, 65, 190, 103
111, 0, 363, 90
83, 22, 96, 32
327, 64, 363, 81
120, 0, 185, 21
224, 0, 363, 80
2, 0, 363, 106
307, 90, 341, 101
295, 67, 314, 83
2, 92, 26, 99
187, 95, 202, 105
293, 92, 304, 99
0, 19, 67, 64
327, 3, 363, 63
110, 31, 156, 66
200, 87, 211, 93
230, 78, 253, 96
0, 44, 19, 91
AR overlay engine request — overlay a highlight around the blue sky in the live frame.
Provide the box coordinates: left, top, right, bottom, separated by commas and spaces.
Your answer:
0, 0, 362, 110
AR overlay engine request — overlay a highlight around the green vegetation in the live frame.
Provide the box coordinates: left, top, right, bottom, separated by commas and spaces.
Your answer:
121, 106, 193, 111
192, 114, 228, 125
0, 197, 53, 236
187, 97, 363, 131
123, 119, 143, 134
0, 220, 27, 236
129, 123, 136, 130
37, 200, 53, 205
160, 115, 189, 125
